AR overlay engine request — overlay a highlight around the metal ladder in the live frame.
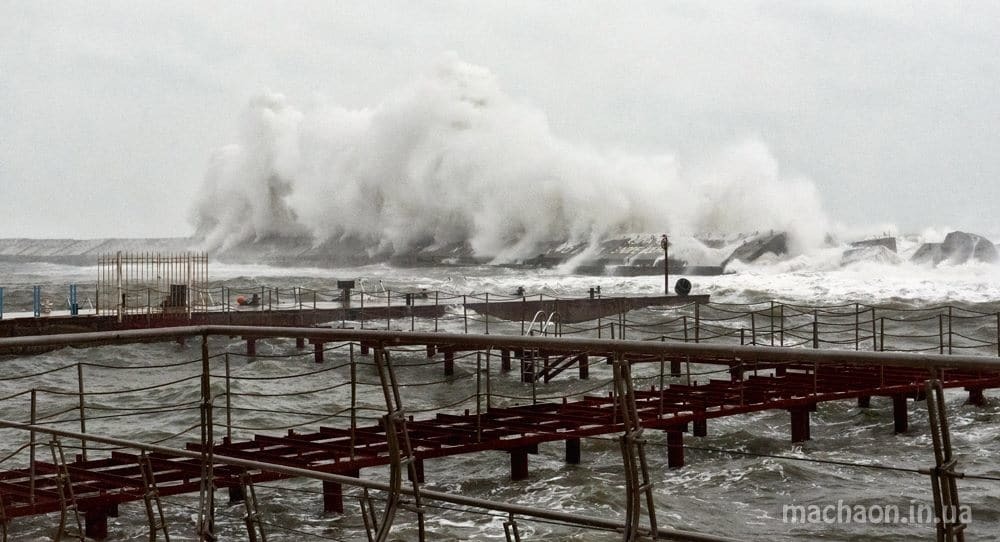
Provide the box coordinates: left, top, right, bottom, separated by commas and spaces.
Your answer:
239, 472, 267, 542
361, 346, 426, 542
613, 355, 658, 542
137, 451, 170, 541
924, 377, 966, 542
48, 437, 84, 541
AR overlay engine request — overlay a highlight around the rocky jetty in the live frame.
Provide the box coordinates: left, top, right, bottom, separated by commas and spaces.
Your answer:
842, 245, 902, 266
850, 237, 897, 253
721, 232, 788, 270
911, 231, 998, 266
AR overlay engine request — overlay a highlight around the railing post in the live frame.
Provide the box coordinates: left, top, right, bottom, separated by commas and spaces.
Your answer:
30, 389, 36, 505
770, 301, 775, 346
812, 310, 819, 349
387, 289, 392, 330
779, 303, 785, 346
463, 295, 469, 334
486, 349, 493, 411
750, 312, 756, 346
871, 308, 877, 351
854, 303, 860, 351
485, 293, 489, 335
360, 291, 365, 330
350, 343, 361, 462
198, 332, 215, 539
77, 363, 87, 460
947, 306, 953, 355
225, 353, 232, 442
694, 303, 700, 343
434, 291, 439, 333
476, 352, 482, 442
880, 317, 885, 352
939, 314, 945, 355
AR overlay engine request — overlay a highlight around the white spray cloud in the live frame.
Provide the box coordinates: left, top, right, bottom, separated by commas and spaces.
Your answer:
190, 55, 829, 261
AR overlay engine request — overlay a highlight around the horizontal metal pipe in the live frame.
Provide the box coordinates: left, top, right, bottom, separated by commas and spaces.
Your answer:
0, 420, 736, 542
3, 325, 1000, 371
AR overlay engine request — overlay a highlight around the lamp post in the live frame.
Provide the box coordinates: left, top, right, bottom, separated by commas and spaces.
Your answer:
660, 234, 669, 295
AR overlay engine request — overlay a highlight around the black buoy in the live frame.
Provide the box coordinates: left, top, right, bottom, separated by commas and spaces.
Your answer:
674, 278, 692, 296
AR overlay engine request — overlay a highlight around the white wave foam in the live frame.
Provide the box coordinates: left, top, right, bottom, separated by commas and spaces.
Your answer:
190, 55, 829, 261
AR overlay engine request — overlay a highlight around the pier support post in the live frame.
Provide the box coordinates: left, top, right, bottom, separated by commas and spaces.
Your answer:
790, 408, 810, 443
444, 350, 455, 376
229, 484, 245, 504
314, 342, 324, 364
501, 349, 511, 372
246, 338, 256, 357
565, 438, 581, 464
85, 508, 111, 540
966, 387, 986, 407
892, 394, 908, 434
360, 343, 370, 356
510, 447, 530, 481
693, 418, 707, 437
666, 427, 685, 469
295, 337, 305, 349
578, 354, 589, 380
426, 344, 436, 358
670, 360, 682, 377
323, 469, 359, 514
407, 457, 425, 483
857, 395, 871, 408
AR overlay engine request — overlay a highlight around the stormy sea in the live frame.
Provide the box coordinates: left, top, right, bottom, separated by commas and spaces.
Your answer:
2, 251, 1000, 541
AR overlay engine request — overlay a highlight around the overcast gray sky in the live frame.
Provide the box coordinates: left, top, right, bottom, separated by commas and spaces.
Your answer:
2, 1, 998, 239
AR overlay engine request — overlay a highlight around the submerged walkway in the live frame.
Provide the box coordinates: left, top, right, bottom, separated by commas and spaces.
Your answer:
1, 326, 999, 539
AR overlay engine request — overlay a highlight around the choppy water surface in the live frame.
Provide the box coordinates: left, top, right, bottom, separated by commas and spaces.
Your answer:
2, 262, 1000, 541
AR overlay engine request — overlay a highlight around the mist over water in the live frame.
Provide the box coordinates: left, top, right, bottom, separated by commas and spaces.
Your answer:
190, 56, 828, 261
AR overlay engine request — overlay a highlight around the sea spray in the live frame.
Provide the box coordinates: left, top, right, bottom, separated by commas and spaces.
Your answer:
190, 55, 829, 261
